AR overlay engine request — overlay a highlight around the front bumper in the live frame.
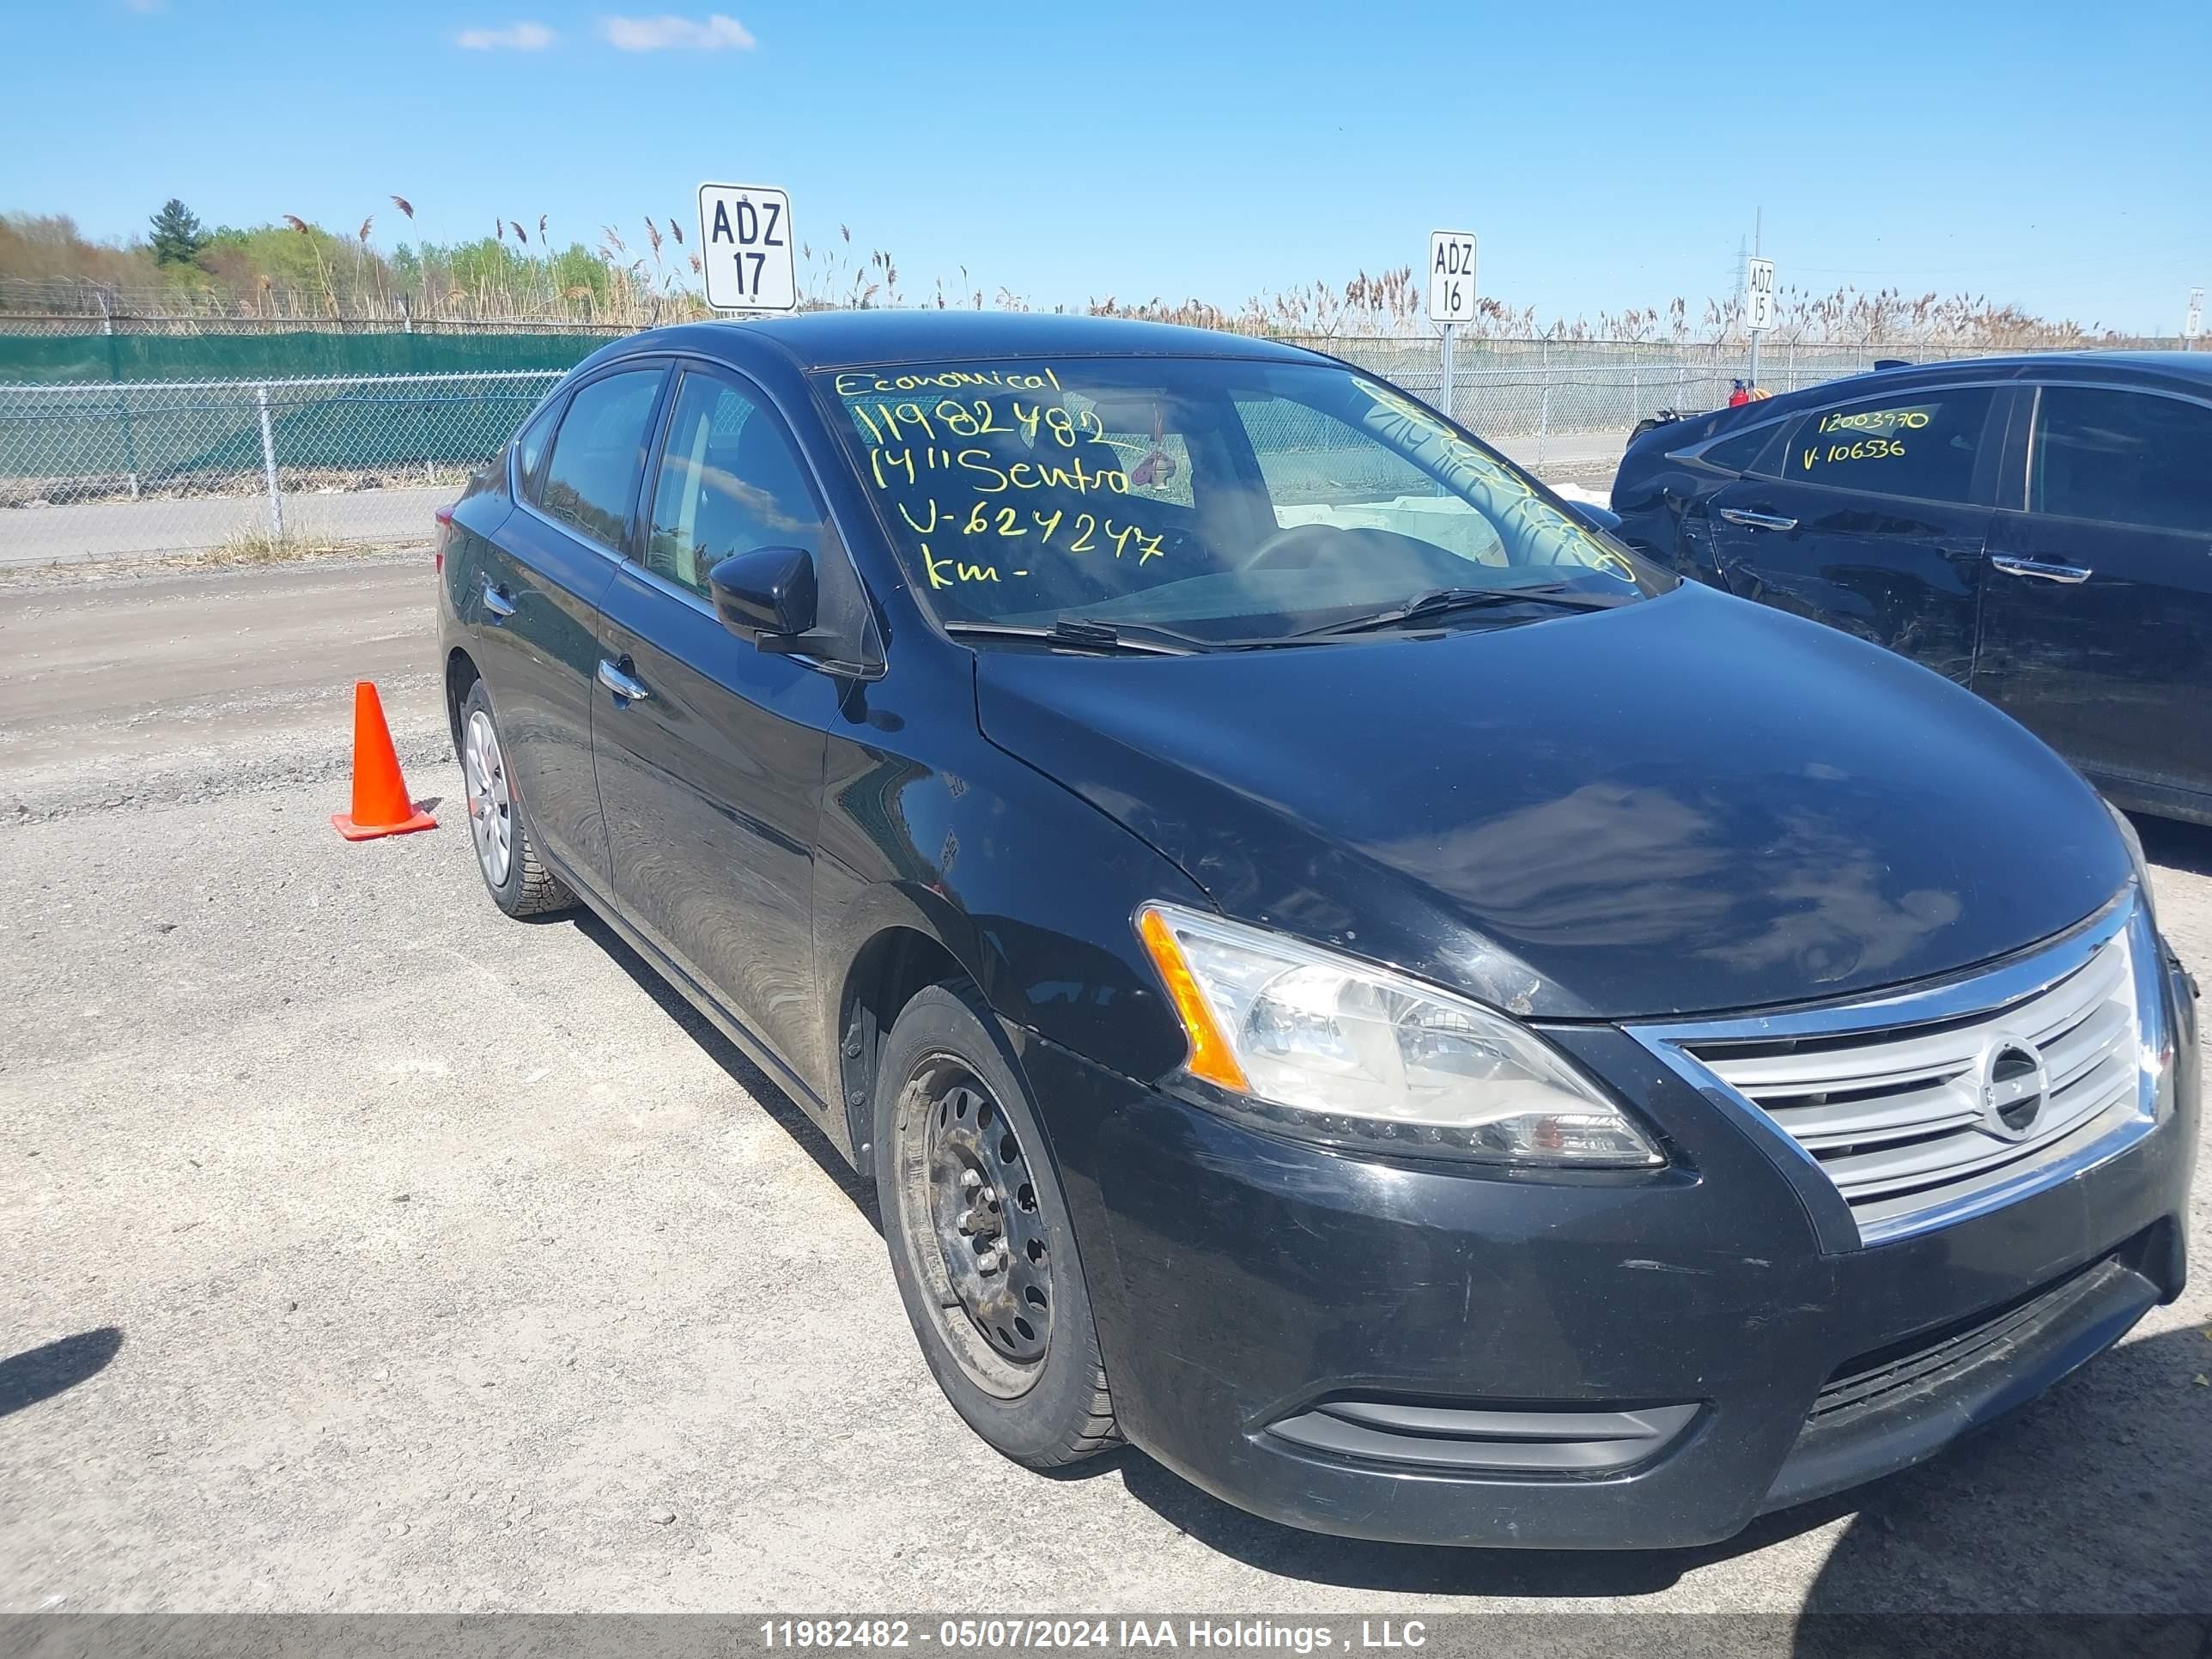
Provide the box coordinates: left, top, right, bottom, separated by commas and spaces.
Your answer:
1020, 947, 2198, 1550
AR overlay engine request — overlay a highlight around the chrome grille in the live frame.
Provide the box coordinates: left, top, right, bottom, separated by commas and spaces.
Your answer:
1634, 902, 2155, 1245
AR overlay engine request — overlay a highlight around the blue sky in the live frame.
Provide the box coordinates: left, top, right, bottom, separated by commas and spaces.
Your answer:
6, 0, 2209, 333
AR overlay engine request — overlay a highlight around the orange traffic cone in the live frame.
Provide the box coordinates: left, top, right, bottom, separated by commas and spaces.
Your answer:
331, 680, 437, 841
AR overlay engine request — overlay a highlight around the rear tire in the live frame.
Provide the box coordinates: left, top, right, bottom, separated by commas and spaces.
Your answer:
874, 983, 1119, 1468
459, 679, 574, 919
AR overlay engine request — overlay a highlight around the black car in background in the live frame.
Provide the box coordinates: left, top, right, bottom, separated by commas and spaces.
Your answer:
1612, 353, 2212, 825
437, 313, 2197, 1549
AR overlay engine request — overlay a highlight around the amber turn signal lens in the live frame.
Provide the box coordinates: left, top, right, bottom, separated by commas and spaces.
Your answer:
1137, 907, 1251, 1094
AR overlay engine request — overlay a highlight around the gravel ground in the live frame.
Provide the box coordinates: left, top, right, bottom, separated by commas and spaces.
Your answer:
0, 555, 2206, 1615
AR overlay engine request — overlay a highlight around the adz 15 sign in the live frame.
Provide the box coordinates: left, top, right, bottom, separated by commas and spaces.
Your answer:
1428, 231, 1477, 325
1746, 258, 1777, 333
698, 183, 795, 313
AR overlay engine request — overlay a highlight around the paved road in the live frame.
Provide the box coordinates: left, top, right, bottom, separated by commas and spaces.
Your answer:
0, 434, 1629, 569
0, 485, 456, 568
2, 552, 2206, 1617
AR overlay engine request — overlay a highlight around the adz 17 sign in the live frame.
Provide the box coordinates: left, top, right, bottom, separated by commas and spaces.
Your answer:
1428, 230, 1477, 325
698, 183, 795, 313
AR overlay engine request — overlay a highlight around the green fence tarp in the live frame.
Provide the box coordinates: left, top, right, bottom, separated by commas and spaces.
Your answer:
0, 330, 608, 384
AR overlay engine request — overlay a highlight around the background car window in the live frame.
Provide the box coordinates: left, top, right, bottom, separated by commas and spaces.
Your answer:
538, 368, 665, 548
1234, 397, 1507, 566
2030, 387, 2212, 532
514, 396, 562, 499
1777, 388, 1995, 504
645, 372, 825, 596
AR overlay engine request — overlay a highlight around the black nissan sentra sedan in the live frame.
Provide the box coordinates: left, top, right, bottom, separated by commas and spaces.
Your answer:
436, 313, 2197, 1549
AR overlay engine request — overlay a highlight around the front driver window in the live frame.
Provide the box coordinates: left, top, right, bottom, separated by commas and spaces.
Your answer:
2030, 387, 2212, 533
645, 372, 826, 598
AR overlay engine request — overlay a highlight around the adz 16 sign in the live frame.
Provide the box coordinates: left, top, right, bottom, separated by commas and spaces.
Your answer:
698, 183, 795, 313
1428, 230, 1478, 324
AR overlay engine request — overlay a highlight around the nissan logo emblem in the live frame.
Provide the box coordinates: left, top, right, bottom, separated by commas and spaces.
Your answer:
1978, 1034, 2050, 1142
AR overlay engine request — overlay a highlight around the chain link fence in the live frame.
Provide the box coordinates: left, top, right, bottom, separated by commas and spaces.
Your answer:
0, 370, 562, 563
1303, 337, 2072, 470
0, 337, 2167, 565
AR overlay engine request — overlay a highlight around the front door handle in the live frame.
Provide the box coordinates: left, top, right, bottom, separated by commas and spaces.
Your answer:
1990, 555, 2092, 585
481, 580, 517, 620
1717, 507, 1798, 532
597, 657, 652, 703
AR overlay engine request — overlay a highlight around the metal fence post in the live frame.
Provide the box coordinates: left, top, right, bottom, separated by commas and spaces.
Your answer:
257, 384, 284, 539
118, 390, 141, 501
1537, 339, 1551, 464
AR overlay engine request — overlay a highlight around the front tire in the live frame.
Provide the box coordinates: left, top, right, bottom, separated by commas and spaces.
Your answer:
874, 984, 1119, 1468
459, 679, 574, 919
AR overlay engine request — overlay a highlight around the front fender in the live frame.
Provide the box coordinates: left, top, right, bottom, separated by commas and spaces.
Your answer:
812, 688, 1210, 1102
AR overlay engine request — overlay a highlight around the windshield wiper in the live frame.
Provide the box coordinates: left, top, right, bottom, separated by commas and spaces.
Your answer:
941, 617, 1210, 656
1294, 584, 1627, 638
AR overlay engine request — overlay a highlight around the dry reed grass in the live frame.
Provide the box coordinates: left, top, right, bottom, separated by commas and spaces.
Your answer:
0, 201, 2139, 349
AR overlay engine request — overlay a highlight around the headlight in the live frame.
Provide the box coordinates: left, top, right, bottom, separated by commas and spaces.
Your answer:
2104, 800, 2159, 932
1135, 903, 1662, 1167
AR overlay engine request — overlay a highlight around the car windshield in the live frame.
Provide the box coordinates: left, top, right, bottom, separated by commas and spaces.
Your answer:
812, 356, 1672, 645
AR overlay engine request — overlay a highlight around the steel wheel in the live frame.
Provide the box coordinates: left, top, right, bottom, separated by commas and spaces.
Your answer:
896, 1053, 1054, 1396
465, 707, 513, 890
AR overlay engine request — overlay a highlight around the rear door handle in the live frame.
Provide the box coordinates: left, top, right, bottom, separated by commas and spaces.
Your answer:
481, 580, 517, 620
1990, 556, 2092, 585
597, 657, 651, 703
1717, 507, 1797, 532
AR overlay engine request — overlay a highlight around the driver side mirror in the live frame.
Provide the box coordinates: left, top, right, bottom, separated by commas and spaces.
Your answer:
1559, 498, 1621, 536
709, 545, 817, 649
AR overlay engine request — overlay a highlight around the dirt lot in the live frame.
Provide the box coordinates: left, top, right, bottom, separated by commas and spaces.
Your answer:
2, 552, 2207, 1614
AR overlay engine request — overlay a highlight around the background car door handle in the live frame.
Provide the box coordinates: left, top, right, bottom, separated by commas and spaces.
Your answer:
597, 658, 652, 702
1717, 508, 1797, 532
1990, 556, 2092, 585
481, 581, 517, 620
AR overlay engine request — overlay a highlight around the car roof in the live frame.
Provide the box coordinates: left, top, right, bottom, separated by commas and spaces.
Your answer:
617, 310, 1329, 372
1740, 349, 2212, 420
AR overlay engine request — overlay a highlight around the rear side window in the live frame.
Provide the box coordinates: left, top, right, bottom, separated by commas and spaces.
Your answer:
645, 371, 825, 597
2030, 387, 2212, 532
1779, 387, 1996, 505
513, 396, 562, 496
538, 368, 665, 548
1702, 419, 1790, 477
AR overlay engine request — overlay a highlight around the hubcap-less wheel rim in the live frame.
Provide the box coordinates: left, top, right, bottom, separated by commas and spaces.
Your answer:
465, 708, 512, 888
896, 1054, 1053, 1397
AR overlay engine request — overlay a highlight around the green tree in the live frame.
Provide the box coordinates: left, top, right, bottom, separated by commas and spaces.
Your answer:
148, 198, 207, 266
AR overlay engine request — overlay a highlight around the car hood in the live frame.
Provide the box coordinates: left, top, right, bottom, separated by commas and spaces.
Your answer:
974, 583, 2129, 1020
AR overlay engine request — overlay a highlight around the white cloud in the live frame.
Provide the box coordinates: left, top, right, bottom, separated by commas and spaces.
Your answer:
456, 21, 556, 49
599, 13, 755, 51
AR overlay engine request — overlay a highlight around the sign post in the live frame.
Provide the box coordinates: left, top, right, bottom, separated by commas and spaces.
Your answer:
1428, 229, 1477, 422
1746, 254, 1777, 390
697, 183, 797, 313
2185, 288, 2204, 349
